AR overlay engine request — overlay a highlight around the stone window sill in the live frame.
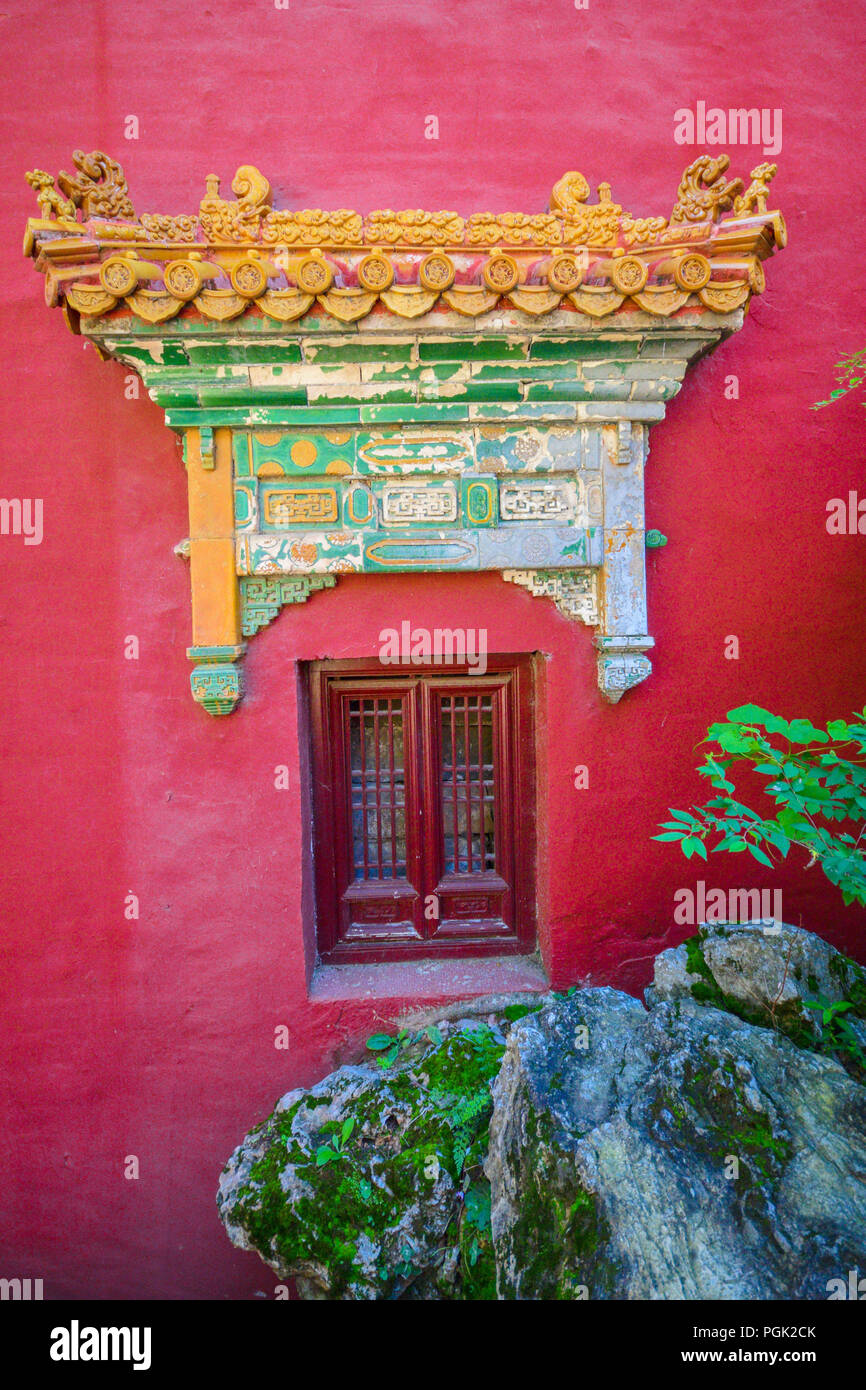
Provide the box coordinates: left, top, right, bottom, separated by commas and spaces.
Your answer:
308, 953, 549, 1003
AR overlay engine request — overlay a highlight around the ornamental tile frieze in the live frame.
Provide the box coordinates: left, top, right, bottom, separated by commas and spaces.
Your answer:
23, 151, 785, 713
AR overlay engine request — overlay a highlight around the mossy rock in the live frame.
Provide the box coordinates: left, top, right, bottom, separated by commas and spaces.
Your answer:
217, 1019, 505, 1299
218, 926, 866, 1300
648, 921, 866, 1082
487, 986, 866, 1299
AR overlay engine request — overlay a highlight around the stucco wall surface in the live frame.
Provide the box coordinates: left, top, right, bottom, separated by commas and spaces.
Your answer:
1, 0, 865, 1298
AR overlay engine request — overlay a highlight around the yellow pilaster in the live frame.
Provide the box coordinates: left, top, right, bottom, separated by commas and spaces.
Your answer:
185, 426, 245, 714
187, 427, 241, 648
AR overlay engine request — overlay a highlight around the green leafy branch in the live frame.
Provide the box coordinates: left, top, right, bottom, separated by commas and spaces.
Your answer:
430, 1088, 491, 1175
364, 1023, 502, 1179
803, 996, 866, 1072
811, 348, 866, 409
459, 1181, 492, 1272
365, 1025, 443, 1069
653, 704, 866, 907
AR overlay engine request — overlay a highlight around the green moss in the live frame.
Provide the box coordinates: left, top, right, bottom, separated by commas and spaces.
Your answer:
422, 1026, 503, 1094
655, 1050, 793, 1204
229, 1025, 506, 1299
232, 1106, 383, 1296
724, 1118, 793, 1178
497, 1103, 616, 1300
502, 1003, 543, 1023
685, 936, 723, 1002
452, 1178, 497, 1300
829, 952, 866, 1019
685, 933, 814, 1049
685, 932, 866, 1081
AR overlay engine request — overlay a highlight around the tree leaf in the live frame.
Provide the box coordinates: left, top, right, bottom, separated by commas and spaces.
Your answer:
786, 719, 829, 745
745, 842, 774, 867
714, 836, 748, 852
713, 728, 755, 754
682, 836, 708, 860
726, 704, 776, 725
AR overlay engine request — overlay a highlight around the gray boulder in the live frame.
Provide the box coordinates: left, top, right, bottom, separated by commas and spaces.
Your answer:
486, 982, 866, 1299
218, 925, 866, 1299
647, 921, 866, 1069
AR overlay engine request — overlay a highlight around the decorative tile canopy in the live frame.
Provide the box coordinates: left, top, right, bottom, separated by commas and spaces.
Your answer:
23, 151, 785, 713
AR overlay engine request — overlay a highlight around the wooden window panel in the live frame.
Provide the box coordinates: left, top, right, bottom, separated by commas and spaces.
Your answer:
423, 678, 514, 942
309, 656, 536, 963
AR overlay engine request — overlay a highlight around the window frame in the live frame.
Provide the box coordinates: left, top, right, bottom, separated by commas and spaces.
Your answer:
308, 654, 537, 963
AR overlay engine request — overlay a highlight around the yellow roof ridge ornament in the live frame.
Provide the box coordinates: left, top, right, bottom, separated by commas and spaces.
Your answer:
23, 150, 784, 325
21, 149, 786, 715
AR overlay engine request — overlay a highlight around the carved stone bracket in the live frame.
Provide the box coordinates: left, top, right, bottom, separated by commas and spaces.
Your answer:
503, 569, 598, 625
595, 635, 655, 703
240, 574, 337, 637
22, 151, 785, 714
188, 644, 246, 715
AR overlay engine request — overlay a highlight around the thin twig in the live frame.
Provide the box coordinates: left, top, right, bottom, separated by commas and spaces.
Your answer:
768, 938, 795, 1029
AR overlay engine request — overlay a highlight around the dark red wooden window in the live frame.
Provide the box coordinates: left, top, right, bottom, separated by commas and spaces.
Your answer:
309, 656, 536, 962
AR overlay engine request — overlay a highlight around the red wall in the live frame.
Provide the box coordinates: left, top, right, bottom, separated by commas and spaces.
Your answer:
2, 0, 865, 1300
